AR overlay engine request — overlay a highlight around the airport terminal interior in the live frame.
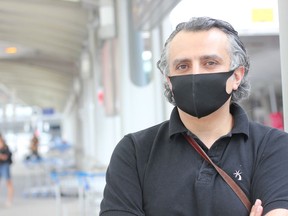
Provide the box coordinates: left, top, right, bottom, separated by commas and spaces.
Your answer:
0, 0, 288, 215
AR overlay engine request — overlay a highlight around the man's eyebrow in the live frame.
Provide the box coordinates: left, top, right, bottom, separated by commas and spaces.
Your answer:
172, 58, 190, 67
200, 55, 223, 61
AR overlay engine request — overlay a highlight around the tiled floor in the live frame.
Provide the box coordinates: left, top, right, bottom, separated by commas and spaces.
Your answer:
0, 161, 104, 216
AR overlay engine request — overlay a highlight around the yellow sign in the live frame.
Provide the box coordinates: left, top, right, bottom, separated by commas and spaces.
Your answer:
252, 8, 273, 22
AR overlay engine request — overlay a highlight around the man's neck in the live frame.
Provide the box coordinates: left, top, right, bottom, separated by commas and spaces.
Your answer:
178, 102, 234, 149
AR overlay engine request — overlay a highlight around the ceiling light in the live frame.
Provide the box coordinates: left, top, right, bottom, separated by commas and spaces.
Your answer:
5, 47, 17, 54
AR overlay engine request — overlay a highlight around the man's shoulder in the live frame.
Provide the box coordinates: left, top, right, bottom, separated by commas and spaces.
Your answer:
112, 120, 171, 168
249, 120, 285, 133
115, 120, 170, 153
129, 120, 170, 143
249, 120, 288, 141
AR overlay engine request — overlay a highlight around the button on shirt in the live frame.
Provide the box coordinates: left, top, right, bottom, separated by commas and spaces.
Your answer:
100, 104, 288, 216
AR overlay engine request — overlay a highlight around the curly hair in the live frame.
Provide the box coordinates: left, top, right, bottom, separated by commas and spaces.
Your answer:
157, 17, 250, 105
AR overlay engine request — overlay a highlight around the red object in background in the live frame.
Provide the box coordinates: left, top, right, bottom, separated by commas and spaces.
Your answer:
97, 90, 104, 105
270, 112, 284, 130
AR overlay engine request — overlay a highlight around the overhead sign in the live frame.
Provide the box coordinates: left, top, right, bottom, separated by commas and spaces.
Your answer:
252, 8, 274, 22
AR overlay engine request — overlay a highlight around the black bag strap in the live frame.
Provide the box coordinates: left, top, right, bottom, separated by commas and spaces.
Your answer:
183, 134, 251, 211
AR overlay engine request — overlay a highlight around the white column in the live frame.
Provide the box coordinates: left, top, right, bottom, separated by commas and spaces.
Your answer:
278, 0, 288, 131
117, 0, 133, 135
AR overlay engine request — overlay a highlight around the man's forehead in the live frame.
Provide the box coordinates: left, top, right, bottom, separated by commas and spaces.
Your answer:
171, 28, 228, 42
168, 29, 230, 57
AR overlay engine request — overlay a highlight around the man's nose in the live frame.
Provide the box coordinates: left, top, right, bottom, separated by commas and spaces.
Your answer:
191, 65, 201, 74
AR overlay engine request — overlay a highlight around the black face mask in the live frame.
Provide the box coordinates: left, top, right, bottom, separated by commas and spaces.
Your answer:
169, 70, 234, 118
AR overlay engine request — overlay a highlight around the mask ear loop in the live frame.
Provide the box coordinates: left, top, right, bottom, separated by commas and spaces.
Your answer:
231, 67, 245, 91
225, 70, 236, 95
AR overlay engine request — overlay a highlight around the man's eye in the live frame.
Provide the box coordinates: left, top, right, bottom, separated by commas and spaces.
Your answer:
205, 61, 217, 66
176, 64, 188, 70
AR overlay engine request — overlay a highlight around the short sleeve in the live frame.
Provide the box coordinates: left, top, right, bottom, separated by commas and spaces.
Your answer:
100, 135, 145, 216
251, 129, 288, 215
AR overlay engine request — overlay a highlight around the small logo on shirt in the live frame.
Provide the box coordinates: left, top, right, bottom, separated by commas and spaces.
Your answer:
233, 170, 242, 181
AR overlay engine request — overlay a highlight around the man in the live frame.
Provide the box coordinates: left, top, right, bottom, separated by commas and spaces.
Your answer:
100, 17, 288, 215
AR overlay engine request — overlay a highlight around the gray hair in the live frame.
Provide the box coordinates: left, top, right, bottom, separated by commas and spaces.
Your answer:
157, 17, 250, 105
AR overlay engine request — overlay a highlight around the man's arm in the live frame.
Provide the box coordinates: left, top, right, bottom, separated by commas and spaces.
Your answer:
250, 129, 288, 214
100, 135, 145, 216
265, 209, 288, 216
249, 200, 288, 216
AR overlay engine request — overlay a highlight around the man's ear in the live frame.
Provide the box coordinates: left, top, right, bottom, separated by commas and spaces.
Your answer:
233, 66, 245, 90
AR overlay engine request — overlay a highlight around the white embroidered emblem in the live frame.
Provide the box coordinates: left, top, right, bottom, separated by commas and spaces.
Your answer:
233, 170, 242, 181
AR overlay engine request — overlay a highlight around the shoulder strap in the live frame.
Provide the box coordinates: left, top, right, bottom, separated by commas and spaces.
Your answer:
183, 134, 251, 211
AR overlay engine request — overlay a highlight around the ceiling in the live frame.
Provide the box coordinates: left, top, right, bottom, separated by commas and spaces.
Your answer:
0, 0, 101, 114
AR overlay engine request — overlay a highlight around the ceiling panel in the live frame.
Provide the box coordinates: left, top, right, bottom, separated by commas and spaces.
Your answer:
0, 0, 92, 113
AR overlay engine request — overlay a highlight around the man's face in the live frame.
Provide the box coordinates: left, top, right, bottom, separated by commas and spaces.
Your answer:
168, 28, 231, 76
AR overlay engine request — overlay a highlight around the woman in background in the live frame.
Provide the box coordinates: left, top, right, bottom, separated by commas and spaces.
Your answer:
0, 134, 14, 206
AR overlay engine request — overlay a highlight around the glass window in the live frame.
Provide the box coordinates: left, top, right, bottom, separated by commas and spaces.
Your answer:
129, 31, 152, 86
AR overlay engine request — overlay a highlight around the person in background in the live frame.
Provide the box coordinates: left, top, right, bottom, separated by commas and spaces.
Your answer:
100, 17, 288, 216
0, 133, 14, 206
26, 134, 41, 161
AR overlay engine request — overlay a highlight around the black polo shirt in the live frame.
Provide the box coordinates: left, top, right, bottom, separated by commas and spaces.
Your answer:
100, 104, 288, 216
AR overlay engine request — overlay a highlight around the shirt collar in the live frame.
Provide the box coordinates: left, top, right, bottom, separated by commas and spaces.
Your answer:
230, 103, 249, 138
169, 107, 188, 137
168, 103, 250, 138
